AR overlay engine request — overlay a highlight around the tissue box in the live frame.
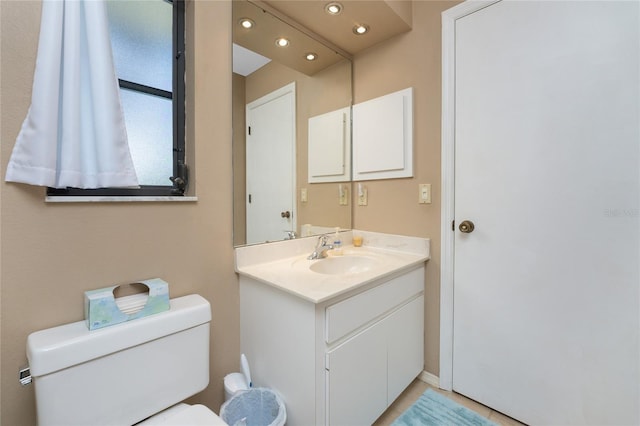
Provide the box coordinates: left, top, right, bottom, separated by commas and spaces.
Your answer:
84, 278, 170, 330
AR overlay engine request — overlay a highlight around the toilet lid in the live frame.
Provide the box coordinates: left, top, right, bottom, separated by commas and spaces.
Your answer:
141, 404, 227, 425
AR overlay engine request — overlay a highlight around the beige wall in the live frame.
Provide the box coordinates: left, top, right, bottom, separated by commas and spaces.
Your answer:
233, 73, 247, 246
0, 2, 238, 425
352, 0, 460, 376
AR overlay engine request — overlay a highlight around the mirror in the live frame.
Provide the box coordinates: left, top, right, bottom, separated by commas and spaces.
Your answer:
232, 0, 353, 246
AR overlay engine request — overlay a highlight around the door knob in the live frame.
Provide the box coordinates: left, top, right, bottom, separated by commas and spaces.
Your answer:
281, 211, 291, 219
459, 220, 475, 233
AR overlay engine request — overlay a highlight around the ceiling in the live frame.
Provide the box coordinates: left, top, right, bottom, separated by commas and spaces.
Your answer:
232, 0, 413, 76
234, 0, 346, 76
261, 1, 413, 56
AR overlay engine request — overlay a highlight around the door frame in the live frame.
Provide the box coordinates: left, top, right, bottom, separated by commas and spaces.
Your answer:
439, 0, 500, 391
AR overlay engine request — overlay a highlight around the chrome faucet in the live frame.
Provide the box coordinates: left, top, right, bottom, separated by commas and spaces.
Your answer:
307, 234, 333, 260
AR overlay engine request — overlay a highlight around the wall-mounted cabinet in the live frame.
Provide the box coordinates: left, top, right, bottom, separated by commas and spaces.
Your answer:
352, 88, 413, 181
308, 107, 351, 183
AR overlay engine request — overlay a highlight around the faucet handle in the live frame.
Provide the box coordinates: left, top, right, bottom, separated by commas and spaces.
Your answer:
316, 234, 328, 247
284, 230, 297, 240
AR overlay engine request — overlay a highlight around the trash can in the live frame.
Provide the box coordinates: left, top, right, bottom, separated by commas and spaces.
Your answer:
220, 388, 286, 426
224, 372, 249, 401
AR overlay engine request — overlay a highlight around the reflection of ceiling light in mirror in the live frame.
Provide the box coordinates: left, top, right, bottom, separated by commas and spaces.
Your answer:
305, 52, 318, 61
353, 24, 369, 35
275, 38, 290, 47
239, 18, 254, 29
325, 2, 342, 15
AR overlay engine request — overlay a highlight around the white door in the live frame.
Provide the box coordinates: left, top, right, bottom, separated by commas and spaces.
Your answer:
450, 1, 639, 425
246, 83, 296, 244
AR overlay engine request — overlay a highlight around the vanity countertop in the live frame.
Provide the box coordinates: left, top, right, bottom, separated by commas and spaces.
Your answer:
234, 230, 430, 303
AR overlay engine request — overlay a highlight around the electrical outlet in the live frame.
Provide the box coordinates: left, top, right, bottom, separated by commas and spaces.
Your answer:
301, 188, 308, 203
358, 187, 368, 206
339, 184, 348, 205
419, 184, 431, 204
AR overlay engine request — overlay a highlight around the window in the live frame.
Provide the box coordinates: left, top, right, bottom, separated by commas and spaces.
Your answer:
47, 0, 187, 197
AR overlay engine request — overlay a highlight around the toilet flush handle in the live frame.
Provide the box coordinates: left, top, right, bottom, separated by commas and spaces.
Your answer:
19, 366, 32, 386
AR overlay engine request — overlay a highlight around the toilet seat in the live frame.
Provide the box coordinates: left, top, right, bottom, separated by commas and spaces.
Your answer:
139, 403, 227, 425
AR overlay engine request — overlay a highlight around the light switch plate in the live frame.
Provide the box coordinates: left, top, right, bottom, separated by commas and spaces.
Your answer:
301, 188, 308, 203
419, 184, 431, 204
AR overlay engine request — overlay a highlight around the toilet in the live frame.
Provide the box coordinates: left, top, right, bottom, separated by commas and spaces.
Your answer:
26, 294, 227, 425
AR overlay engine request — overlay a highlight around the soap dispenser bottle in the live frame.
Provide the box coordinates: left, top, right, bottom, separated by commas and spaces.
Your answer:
332, 227, 343, 256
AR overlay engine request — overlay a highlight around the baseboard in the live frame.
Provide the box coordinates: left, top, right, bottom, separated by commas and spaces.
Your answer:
417, 370, 440, 388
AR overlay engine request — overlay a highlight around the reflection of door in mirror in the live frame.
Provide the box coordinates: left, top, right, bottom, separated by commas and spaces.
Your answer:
232, 0, 353, 247
245, 83, 296, 245
234, 60, 352, 247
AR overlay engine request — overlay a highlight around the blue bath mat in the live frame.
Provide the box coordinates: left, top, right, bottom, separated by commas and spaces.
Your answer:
391, 389, 497, 426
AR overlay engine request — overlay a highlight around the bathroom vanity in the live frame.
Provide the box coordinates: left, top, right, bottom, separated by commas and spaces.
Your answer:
235, 231, 429, 425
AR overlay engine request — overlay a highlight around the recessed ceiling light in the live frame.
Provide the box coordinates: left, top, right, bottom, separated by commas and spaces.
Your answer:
305, 52, 318, 61
325, 2, 342, 15
239, 18, 254, 29
275, 38, 290, 47
353, 24, 369, 35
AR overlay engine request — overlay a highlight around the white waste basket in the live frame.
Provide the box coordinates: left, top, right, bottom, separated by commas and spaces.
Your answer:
220, 388, 286, 426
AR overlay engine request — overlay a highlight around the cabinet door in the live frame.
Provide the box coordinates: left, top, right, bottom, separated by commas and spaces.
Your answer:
352, 88, 413, 181
327, 323, 387, 426
387, 296, 424, 404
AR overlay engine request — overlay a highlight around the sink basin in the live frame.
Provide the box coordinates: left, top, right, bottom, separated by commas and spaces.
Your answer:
309, 255, 378, 275
236, 231, 430, 303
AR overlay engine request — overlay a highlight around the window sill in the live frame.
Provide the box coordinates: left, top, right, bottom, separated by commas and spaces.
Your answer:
45, 196, 198, 203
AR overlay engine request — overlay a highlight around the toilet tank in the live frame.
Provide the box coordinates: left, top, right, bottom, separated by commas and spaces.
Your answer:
27, 294, 211, 426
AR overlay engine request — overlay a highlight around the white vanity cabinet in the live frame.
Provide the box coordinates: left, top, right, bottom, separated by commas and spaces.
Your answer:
239, 265, 425, 425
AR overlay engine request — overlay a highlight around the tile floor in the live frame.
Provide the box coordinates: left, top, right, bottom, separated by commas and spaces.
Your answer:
373, 379, 526, 426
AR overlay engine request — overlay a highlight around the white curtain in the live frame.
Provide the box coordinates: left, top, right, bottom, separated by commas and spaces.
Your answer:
5, 0, 139, 189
